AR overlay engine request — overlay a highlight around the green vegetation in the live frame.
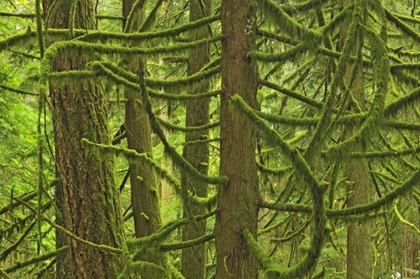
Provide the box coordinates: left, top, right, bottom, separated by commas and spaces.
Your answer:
0, 0, 420, 278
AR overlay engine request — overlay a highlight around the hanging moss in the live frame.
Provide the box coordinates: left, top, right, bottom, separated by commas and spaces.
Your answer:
230, 95, 324, 190
81, 138, 182, 194
329, 167, 420, 217
94, 60, 221, 100
157, 117, 219, 132
43, 35, 223, 66
385, 87, 420, 116
350, 146, 420, 159
250, 43, 303, 62
259, 79, 323, 109
190, 193, 217, 210
0, 31, 37, 52
81, 14, 220, 42
254, 0, 326, 51
93, 60, 220, 92
270, 221, 310, 243
125, 211, 215, 252
4, 246, 67, 274
16, 198, 121, 254
385, 9, 420, 42
160, 233, 214, 252
257, 162, 291, 176
0, 84, 37, 96
138, 74, 228, 185
49, 70, 94, 85
242, 228, 283, 278
126, 260, 168, 278
148, 88, 221, 101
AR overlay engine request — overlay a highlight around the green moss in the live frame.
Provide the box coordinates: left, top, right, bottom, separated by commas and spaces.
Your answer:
157, 117, 219, 132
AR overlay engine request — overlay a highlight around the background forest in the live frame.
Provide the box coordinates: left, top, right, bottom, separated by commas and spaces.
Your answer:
1, 0, 420, 278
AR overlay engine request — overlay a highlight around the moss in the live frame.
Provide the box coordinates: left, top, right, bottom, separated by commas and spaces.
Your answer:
257, 162, 291, 176
81, 138, 183, 194
93, 60, 220, 93
0, 30, 37, 52
125, 210, 215, 252
157, 117, 219, 132
385, 9, 420, 42
4, 246, 67, 273
160, 233, 214, 252
126, 261, 168, 278
270, 221, 310, 243
385, 87, 420, 116
81, 14, 220, 42
259, 79, 323, 109
249, 43, 303, 62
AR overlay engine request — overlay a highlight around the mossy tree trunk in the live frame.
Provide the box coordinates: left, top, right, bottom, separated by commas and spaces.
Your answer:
47, 0, 123, 278
122, 0, 167, 268
214, 0, 259, 278
181, 0, 211, 278
340, 1, 372, 278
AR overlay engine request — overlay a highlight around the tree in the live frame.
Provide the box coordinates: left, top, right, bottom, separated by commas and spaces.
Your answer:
181, 0, 212, 278
339, 1, 373, 278
121, 0, 167, 272
3, 0, 420, 278
214, 0, 260, 278
46, 0, 123, 277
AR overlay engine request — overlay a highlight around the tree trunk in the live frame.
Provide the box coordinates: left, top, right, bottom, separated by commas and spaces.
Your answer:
215, 1, 259, 278
122, 0, 167, 268
48, 1, 123, 278
181, 0, 211, 278
401, 198, 420, 277
341, 1, 373, 278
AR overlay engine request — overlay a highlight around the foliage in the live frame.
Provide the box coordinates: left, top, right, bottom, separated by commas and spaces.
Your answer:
0, 0, 420, 278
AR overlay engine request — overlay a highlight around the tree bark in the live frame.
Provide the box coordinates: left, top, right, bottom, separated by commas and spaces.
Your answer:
215, 1, 259, 278
340, 1, 373, 278
122, 0, 167, 269
48, 1, 123, 278
181, 0, 211, 278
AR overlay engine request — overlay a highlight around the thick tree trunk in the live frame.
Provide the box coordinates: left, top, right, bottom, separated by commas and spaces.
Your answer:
181, 1, 211, 278
215, 1, 259, 278
48, 1, 123, 278
122, 0, 167, 268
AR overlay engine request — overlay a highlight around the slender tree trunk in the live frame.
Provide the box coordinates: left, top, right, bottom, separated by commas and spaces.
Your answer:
215, 1, 259, 278
122, 0, 167, 268
181, 0, 211, 278
47, 1, 123, 277
341, 1, 372, 278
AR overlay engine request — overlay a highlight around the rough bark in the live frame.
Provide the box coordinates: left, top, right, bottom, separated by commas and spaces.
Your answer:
181, 0, 211, 278
214, 1, 259, 278
48, 1, 123, 278
122, 0, 167, 268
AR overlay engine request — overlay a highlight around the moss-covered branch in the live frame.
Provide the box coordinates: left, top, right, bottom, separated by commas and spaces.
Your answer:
82, 14, 219, 42
81, 138, 182, 194
125, 211, 215, 252
5, 246, 68, 273
0, 84, 38, 96
0, 30, 37, 53
157, 117, 219, 132
160, 233, 214, 252
258, 79, 324, 109
15, 198, 121, 254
